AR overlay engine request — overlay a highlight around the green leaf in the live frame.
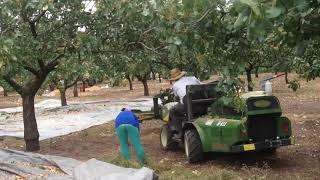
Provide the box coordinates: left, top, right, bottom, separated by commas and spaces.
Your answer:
173, 36, 182, 45
295, 0, 308, 12
234, 11, 248, 28
295, 41, 307, 56
182, 0, 194, 10
266, 6, 282, 18
240, 0, 261, 16
222, 97, 233, 106
142, 6, 150, 16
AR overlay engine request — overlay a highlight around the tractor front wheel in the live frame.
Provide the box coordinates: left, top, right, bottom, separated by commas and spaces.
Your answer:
184, 129, 204, 163
160, 124, 178, 150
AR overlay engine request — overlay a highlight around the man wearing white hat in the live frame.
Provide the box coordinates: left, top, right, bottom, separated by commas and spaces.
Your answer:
168, 68, 201, 138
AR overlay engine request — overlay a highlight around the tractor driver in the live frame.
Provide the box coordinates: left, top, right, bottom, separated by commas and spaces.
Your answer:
168, 68, 201, 138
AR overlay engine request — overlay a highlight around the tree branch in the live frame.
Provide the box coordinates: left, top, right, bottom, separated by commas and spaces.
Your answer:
127, 41, 163, 55
37, 58, 45, 71
192, 8, 211, 25
22, 9, 47, 38
303, 26, 320, 33
22, 64, 39, 76
29, 21, 38, 37
2, 75, 24, 94
66, 76, 80, 89
139, 28, 155, 41
46, 54, 64, 71
31, 10, 47, 23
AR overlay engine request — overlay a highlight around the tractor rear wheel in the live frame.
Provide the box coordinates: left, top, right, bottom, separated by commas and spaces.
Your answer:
261, 147, 277, 155
160, 124, 178, 150
184, 129, 204, 163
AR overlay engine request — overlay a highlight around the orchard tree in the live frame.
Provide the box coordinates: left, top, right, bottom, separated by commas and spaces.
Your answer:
92, 0, 171, 93
154, 0, 229, 80
294, 41, 320, 81
232, 0, 320, 79
48, 52, 83, 106
0, 0, 90, 151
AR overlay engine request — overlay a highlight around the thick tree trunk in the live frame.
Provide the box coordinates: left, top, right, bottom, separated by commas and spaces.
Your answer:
22, 94, 40, 151
141, 79, 149, 96
126, 75, 133, 90
73, 83, 78, 97
59, 88, 67, 106
3, 88, 8, 97
246, 68, 253, 91
285, 71, 289, 84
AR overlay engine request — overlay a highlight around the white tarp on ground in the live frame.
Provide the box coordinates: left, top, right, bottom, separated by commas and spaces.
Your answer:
0, 98, 153, 140
0, 148, 156, 180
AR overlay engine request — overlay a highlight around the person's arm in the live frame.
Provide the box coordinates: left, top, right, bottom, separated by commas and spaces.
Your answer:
172, 86, 178, 97
193, 76, 201, 84
115, 113, 121, 129
133, 113, 141, 123
133, 113, 141, 130
172, 84, 180, 102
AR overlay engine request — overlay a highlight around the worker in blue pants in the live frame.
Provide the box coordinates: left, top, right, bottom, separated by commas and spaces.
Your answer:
115, 107, 145, 162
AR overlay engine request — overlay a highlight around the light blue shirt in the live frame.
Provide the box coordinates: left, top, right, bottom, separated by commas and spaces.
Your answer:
172, 76, 201, 104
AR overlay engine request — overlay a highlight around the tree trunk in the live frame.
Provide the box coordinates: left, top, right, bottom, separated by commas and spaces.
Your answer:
255, 67, 259, 78
151, 71, 156, 80
73, 83, 78, 97
3, 88, 8, 97
158, 74, 162, 83
126, 75, 133, 90
285, 71, 289, 84
141, 79, 149, 96
49, 83, 55, 91
22, 94, 40, 151
246, 68, 253, 91
82, 80, 86, 92
59, 88, 67, 106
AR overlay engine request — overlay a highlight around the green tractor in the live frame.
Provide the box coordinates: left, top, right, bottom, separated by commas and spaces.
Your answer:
156, 82, 294, 163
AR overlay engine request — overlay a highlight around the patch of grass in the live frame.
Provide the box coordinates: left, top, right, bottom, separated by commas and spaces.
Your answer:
103, 155, 241, 180
108, 155, 144, 169
158, 167, 239, 180
104, 155, 306, 180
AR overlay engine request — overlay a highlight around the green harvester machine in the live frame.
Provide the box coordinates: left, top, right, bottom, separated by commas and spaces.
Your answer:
136, 82, 294, 163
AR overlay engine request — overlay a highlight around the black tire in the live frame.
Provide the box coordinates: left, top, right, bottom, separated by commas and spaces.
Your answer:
184, 129, 204, 163
261, 147, 277, 155
160, 124, 178, 150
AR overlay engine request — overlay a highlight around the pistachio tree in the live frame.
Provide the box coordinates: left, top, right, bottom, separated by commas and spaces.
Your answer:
155, 0, 228, 80
0, 0, 90, 151
232, 0, 320, 79
48, 53, 83, 106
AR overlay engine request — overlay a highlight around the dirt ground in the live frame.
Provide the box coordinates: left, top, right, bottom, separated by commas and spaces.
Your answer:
1, 75, 320, 179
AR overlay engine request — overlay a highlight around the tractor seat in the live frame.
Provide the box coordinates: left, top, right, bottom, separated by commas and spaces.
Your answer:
185, 82, 219, 120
